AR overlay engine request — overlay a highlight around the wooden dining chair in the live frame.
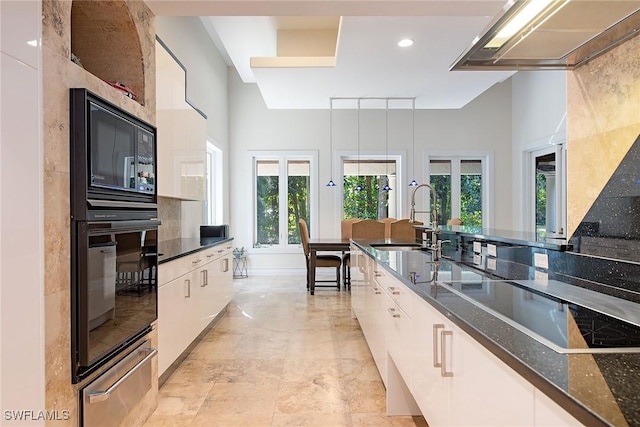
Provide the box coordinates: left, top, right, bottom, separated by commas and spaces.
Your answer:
351, 219, 386, 239
298, 219, 342, 291
389, 219, 422, 240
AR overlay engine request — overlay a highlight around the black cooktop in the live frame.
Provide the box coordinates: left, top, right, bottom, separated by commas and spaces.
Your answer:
439, 278, 640, 352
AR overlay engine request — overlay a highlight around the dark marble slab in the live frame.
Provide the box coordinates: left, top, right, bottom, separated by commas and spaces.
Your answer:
158, 237, 234, 264
570, 134, 640, 266
353, 240, 640, 427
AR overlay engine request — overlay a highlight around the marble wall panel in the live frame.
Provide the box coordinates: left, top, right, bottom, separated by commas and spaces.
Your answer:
158, 196, 182, 242
41, 1, 157, 426
567, 34, 640, 237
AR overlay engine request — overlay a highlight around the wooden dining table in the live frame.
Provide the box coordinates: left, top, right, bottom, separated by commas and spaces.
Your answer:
307, 237, 351, 295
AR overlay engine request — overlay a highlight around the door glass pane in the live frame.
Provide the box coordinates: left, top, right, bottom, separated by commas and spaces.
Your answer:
343, 160, 396, 219
256, 160, 279, 245
430, 160, 451, 227
535, 153, 556, 235
461, 160, 482, 227
288, 160, 310, 244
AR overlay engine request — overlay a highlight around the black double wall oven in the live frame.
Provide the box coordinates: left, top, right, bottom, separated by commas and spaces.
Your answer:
70, 88, 159, 386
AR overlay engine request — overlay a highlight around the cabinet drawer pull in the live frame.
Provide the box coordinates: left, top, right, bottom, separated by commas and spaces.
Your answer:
372, 287, 382, 295
374, 271, 382, 277
440, 330, 454, 377
221, 258, 229, 272
433, 324, 444, 368
217, 249, 224, 253
387, 286, 400, 295
201, 270, 208, 287
185, 279, 191, 298
207, 254, 215, 258
387, 307, 400, 318
192, 259, 202, 265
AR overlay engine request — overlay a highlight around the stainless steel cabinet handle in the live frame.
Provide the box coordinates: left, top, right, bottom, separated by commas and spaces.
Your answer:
201, 270, 207, 287
88, 348, 158, 404
387, 286, 400, 295
217, 249, 224, 253
207, 254, 215, 258
192, 259, 202, 264
440, 330, 454, 377
185, 279, 191, 298
221, 258, 229, 272
433, 324, 444, 368
372, 287, 382, 294
374, 271, 382, 277
387, 307, 400, 318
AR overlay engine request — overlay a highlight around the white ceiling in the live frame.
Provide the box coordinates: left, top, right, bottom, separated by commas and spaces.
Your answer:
147, 0, 517, 110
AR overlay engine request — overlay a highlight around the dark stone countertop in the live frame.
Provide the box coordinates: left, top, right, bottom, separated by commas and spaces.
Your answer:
352, 239, 640, 427
158, 237, 234, 264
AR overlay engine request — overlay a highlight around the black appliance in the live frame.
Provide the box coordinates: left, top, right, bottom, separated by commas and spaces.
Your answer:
200, 224, 229, 238
70, 88, 156, 213
70, 88, 159, 384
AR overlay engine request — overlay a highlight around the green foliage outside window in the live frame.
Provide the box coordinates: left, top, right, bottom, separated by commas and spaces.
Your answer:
288, 176, 310, 244
343, 175, 390, 220
429, 174, 482, 227
256, 176, 279, 245
460, 174, 482, 227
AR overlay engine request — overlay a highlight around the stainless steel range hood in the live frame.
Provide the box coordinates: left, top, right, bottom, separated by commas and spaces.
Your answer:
451, 0, 640, 70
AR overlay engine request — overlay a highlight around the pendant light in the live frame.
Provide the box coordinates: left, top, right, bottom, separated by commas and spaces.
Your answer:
326, 98, 336, 187
382, 99, 392, 192
355, 98, 363, 192
408, 98, 419, 187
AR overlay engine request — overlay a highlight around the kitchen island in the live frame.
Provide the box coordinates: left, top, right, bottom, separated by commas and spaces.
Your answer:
350, 239, 640, 427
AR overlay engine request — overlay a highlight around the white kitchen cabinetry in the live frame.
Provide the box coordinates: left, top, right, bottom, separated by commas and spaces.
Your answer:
158, 241, 233, 376
534, 389, 583, 426
155, 40, 207, 201
352, 251, 555, 426
411, 289, 535, 426
158, 273, 191, 374
364, 256, 388, 385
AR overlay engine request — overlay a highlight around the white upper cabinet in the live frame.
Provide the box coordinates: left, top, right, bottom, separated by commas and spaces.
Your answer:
155, 40, 206, 201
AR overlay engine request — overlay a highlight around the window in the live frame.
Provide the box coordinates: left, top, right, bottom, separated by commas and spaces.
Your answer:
342, 157, 398, 220
253, 152, 317, 248
205, 142, 223, 225
428, 156, 488, 227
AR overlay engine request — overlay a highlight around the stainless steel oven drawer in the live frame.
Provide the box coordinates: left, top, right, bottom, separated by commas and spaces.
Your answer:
81, 340, 157, 427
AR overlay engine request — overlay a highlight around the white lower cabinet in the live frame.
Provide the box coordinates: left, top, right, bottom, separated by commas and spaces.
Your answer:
534, 389, 583, 426
158, 242, 233, 376
158, 274, 191, 375
412, 289, 534, 426
352, 253, 584, 427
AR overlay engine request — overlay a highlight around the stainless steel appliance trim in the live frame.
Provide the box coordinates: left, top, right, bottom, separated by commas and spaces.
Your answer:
87, 347, 157, 403
81, 339, 157, 427
87, 199, 158, 209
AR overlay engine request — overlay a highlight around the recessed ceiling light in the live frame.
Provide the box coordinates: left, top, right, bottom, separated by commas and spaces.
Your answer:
398, 39, 414, 48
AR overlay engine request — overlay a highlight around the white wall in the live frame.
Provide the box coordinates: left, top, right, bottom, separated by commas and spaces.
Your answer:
155, 16, 231, 231
1, 0, 45, 423
511, 71, 567, 231
229, 70, 514, 273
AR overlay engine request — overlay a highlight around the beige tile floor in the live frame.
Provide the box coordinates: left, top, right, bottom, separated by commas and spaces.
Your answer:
144, 274, 428, 427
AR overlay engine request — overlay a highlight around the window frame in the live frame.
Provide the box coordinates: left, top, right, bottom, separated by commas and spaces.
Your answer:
424, 152, 492, 228
251, 150, 318, 252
